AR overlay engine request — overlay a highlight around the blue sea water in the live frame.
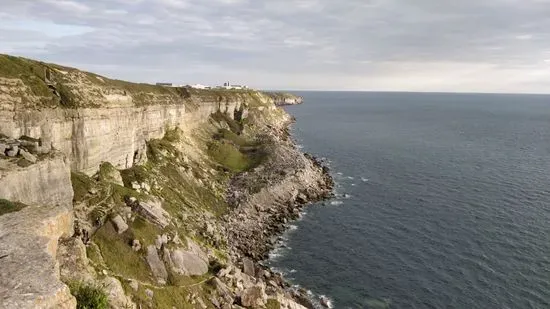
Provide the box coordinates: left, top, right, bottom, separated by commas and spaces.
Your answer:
268, 92, 550, 309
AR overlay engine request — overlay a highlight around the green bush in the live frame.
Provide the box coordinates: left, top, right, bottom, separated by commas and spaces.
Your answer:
69, 282, 109, 309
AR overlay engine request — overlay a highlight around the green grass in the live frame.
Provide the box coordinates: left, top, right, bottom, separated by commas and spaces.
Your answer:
213, 129, 253, 147
120, 165, 151, 188
266, 299, 281, 309
69, 282, 109, 309
129, 216, 164, 247
0, 55, 52, 96
0, 199, 26, 216
207, 141, 250, 172
146, 286, 194, 309
93, 221, 153, 283
71, 172, 97, 203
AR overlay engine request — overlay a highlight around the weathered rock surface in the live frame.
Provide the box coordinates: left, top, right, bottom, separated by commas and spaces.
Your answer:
100, 276, 136, 309
57, 237, 95, 284
128, 197, 170, 228
167, 249, 209, 276
0, 150, 75, 309
0, 154, 73, 207
20, 149, 37, 163
0, 204, 75, 309
1, 97, 251, 176
146, 245, 168, 283
111, 215, 128, 234
242, 257, 255, 277
240, 284, 267, 308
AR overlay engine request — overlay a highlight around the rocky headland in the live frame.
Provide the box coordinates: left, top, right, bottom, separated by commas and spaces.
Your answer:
0, 54, 332, 309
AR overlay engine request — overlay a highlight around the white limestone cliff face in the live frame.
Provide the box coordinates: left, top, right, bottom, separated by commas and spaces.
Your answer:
0, 153, 75, 309
0, 154, 73, 207
0, 97, 256, 175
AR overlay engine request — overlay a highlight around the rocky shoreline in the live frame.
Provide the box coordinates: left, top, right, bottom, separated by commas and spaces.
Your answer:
223, 106, 334, 308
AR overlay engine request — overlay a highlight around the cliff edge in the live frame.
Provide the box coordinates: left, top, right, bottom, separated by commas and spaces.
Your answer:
0, 54, 332, 309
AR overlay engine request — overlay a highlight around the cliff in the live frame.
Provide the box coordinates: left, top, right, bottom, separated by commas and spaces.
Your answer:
0, 54, 332, 309
263, 92, 304, 106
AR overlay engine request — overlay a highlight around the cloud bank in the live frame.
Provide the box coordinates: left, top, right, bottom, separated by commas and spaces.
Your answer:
2, 0, 550, 92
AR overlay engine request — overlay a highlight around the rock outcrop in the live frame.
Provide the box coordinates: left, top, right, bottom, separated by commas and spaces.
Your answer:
264, 92, 304, 106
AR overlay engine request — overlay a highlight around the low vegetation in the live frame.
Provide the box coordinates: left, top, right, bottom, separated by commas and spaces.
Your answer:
0, 199, 26, 216
69, 282, 109, 309
93, 222, 153, 283
266, 299, 282, 309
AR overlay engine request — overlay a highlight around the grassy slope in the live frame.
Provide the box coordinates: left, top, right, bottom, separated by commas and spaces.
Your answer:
0, 54, 272, 109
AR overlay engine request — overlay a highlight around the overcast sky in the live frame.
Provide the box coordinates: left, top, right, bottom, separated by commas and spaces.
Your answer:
2, 0, 550, 92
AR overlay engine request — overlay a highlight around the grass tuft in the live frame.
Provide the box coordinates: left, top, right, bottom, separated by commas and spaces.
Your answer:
69, 281, 109, 309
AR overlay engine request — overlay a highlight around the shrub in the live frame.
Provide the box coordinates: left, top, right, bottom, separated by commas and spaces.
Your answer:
69, 282, 109, 309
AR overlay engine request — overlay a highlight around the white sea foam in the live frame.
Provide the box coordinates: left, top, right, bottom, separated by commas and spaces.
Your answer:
331, 200, 344, 206
361, 177, 369, 182
319, 295, 334, 308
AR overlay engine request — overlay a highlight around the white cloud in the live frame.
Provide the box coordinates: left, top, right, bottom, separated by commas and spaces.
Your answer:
1, 0, 550, 92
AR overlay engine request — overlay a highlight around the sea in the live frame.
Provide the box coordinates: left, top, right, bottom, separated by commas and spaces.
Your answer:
267, 91, 550, 309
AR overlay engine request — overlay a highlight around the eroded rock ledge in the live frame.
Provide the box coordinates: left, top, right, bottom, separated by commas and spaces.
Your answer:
0, 54, 332, 309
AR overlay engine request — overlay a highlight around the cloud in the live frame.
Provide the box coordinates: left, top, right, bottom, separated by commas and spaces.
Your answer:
1, 0, 550, 92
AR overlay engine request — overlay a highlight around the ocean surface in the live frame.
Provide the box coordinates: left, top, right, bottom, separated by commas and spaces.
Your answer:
267, 92, 550, 309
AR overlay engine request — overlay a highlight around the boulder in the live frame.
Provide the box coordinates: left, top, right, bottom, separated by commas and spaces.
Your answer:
111, 215, 128, 234
277, 294, 308, 309
19, 149, 37, 163
101, 276, 137, 309
155, 234, 169, 249
6, 145, 18, 157
240, 284, 267, 308
57, 237, 95, 283
242, 257, 255, 277
98, 162, 124, 186
132, 239, 142, 252
168, 249, 208, 276
129, 280, 139, 291
133, 198, 170, 228
213, 278, 235, 304
145, 289, 154, 300
146, 245, 168, 283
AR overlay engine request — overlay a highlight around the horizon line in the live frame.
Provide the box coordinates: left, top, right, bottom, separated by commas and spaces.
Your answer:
263, 89, 550, 96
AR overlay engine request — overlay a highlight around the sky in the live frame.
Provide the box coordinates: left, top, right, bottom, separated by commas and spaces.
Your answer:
2, 0, 550, 93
